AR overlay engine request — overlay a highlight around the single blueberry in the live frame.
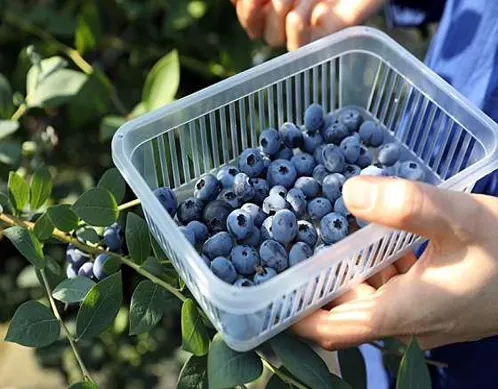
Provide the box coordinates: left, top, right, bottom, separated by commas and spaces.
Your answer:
322, 121, 349, 144
289, 242, 313, 266
239, 226, 261, 248
203, 232, 233, 259
322, 174, 343, 203
177, 197, 205, 225
271, 209, 298, 245
259, 240, 289, 272
179, 226, 197, 245
297, 220, 318, 248
241, 203, 266, 227
78, 262, 94, 279
233, 173, 255, 202
338, 108, 364, 133
334, 196, 351, 217
238, 148, 265, 178
259, 128, 281, 156
312, 164, 328, 184
291, 153, 316, 176
231, 245, 260, 275
304, 104, 325, 132
227, 209, 254, 240
66, 263, 78, 279
307, 197, 333, 221
322, 144, 345, 173
211, 257, 238, 284
340, 136, 361, 164
67, 247, 89, 269
234, 278, 254, 287
286, 188, 307, 217
194, 174, 221, 201
267, 159, 297, 189
314, 144, 327, 165
302, 130, 324, 154
280, 122, 303, 149
361, 164, 388, 177
294, 177, 321, 199
269, 185, 288, 198
320, 212, 349, 244
186, 221, 209, 243
343, 164, 361, 179
253, 266, 278, 285
262, 194, 289, 215
153, 187, 177, 217
103, 223, 123, 251
261, 216, 274, 240
359, 120, 384, 147
273, 145, 294, 160
357, 145, 373, 168
93, 254, 112, 280
249, 178, 270, 204
217, 189, 240, 208
216, 166, 239, 189
202, 200, 233, 232
378, 143, 402, 167
398, 161, 426, 181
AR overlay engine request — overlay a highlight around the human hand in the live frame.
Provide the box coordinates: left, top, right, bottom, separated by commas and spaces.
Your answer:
230, 0, 386, 51
292, 175, 498, 350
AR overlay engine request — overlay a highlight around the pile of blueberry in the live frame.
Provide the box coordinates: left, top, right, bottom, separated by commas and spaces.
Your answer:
160, 104, 425, 287
65, 223, 123, 281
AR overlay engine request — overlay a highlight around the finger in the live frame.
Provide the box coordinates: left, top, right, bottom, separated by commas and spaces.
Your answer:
342, 176, 486, 240
394, 251, 417, 274
310, 1, 349, 42
286, 0, 315, 51
264, 0, 293, 47
324, 282, 375, 309
237, 0, 270, 39
367, 265, 398, 289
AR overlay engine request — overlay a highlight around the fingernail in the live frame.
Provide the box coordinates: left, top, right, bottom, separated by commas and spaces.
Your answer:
343, 177, 378, 211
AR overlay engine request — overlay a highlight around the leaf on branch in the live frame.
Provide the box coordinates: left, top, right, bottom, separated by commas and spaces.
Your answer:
4, 226, 45, 269
34, 212, 55, 241
177, 355, 209, 389
8, 171, 29, 211
30, 166, 52, 210
181, 299, 209, 356
396, 337, 432, 389
126, 213, 150, 265
338, 347, 367, 389
52, 276, 96, 304
72, 188, 119, 227
47, 204, 79, 232
0, 120, 19, 139
98, 168, 126, 204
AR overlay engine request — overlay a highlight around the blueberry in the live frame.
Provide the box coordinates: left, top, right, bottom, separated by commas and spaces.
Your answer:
202, 200, 233, 233
314, 243, 331, 255
201, 254, 211, 267
66, 263, 78, 279
241, 203, 266, 227
253, 266, 277, 285
297, 220, 318, 247
179, 226, 197, 245
294, 177, 321, 199
233, 173, 255, 202
289, 242, 313, 266
231, 245, 260, 275
93, 254, 113, 280
280, 122, 303, 149
322, 144, 345, 173
343, 164, 361, 178
211, 257, 238, 284
320, 212, 348, 244
357, 145, 373, 168
269, 185, 288, 198
153, 187, 177, 217
291, 153, 316, 176
322, 121, 349, 144
259, 240, 289, 272
339, 108, 363, 133
361, 164, 388, 177
340, 136, 361, 164
203, 232, 233, 259
314, 144, 326, 165
234, 278, 254, 287
398, 161, 426, 181
302, 130, 324, 154
103, 223, 123, 251
267, 159, 297, 189
216, 166, 239, 189
239, 226, 261, 248
307, 197, 333, 221
273, 145, 294, 160
194, 174, 221, 201
334, 196, 351, 217
304, 104, 325, 132
67, 247, 89, 269
378, 143, 402, 167
238, 148, 265, 178
186, 221, 209, 243
286, 188, 307, 217
227, 209, 254, 240
261, 216, 274, 240
249, 178, 270, 204
262, 194, 289, 215
322, 174, 343, 203
259, 128, 281, 156
359, 120, 384, 147
78, 262, 94, 279
312, 164, 328, 184
271, 209, 298, 245
177, 197, 205, 225
217, 189, 240, 208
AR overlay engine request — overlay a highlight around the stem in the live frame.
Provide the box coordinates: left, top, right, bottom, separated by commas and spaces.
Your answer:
40, 269, 94, 382
117, 198, 141, 211
368, 342, 448, 368
11, 104, 27, 121
260, 356, 308, 389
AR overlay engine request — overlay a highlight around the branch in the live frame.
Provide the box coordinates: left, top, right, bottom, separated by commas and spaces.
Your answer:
259, 356, 308, 389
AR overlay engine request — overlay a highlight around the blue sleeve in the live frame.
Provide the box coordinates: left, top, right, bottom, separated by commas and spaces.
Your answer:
386, 0, 447, 27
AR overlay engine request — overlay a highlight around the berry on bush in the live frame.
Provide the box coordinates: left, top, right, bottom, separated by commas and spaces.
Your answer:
103, 223, 123, 251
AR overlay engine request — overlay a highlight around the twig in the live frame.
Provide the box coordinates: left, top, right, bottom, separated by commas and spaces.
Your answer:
117, 198, 141, 211
368, 342, 448, 368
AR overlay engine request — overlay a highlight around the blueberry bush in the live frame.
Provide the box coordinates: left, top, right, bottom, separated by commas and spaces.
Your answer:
0, 1, 440, 388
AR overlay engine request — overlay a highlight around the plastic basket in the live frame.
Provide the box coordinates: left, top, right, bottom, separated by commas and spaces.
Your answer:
112, 26, 498, 351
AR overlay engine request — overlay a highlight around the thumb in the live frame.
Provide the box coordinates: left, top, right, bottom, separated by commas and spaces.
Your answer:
342, 176, 483, 240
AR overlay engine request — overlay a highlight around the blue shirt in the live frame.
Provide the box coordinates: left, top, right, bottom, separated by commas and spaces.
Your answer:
387, 1, 498, 388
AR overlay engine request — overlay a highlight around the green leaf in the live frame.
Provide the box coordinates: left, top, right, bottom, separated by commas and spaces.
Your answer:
102, 255, 122, 275
47, 204, 79, 232
4, 226, 45, 269
26, 56, 67, 96
266, 368, 302, 389
142, 50, 180, 112
8, 171, 29, 211
0, 192, 14, 214
129, 280, 169, 335
99, 115, 125, 142
0, 141, 21, 165
330, 373, 354, 389
182, 299, 210, 356
34, 213, 55, 240
98, 168, 126, 204
396, 337, 432, 389
150, 234, 167, 261
270, 332, 334, 389
76, 271, 123, 339
72, 188, 119, 227
338, 347, 367, 389
76, 226, 101, 244
130, 102, 147, 117
208, 333, 262, 389
0, 73, 13, 118
177, 355, 208, 389
30, 166, 52, 210
126, 213, 150, 265
141, 257, 180, 288
52, 276, 96, 304
68, 382, 99, 389
0, 120, 19, 139
5, 300, 60, 347
75, 2, 102, 54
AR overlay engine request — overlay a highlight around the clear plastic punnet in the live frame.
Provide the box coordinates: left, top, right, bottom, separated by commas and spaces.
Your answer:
112, 27, 498, 351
